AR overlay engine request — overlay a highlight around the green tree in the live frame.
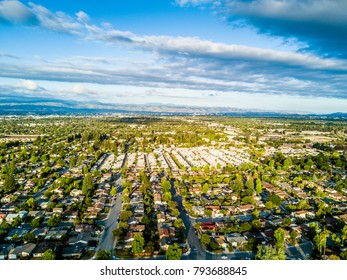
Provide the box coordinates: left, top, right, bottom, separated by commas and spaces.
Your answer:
201, 234, 210, 246
96, 250, 112, 260
289, 231, 298, 245
31, 216, 43, 228
202, 183, 209, 194
255, 179, 262, 194
165, 243, 182, 260
12, 216, 22, 227
110, 186, 117, 196
12, 234, 20, 243
69, 156, 76, 168
47, 215, 61, 227
274, 228, 285, 248
41, 249, 56, 260
255, 245, 286, 260
174, 218, 184, 229
204, 209, 212, 217
1, 220, 10, 230
132, 234, 145, 255
267, 194, 282, 206
3, 173, 17, 194
314, 229, 330, 256
82, 174, 94, 195
23, 232, 36, 243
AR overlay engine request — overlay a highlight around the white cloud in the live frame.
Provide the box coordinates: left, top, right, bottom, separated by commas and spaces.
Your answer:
0, 0, 37, 24
27, 2, 82, 34
76, 11, 90, 23
177, 0, 347, 57
18, 79, 38, 90
175, 0, 215, 7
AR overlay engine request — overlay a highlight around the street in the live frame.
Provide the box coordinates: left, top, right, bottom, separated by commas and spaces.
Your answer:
96, 175, 124, 255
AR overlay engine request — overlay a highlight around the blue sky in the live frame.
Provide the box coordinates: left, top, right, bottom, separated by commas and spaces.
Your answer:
0, 0, 347, 113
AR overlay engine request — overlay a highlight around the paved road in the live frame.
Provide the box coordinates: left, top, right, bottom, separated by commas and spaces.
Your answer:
96, 176, 123, 255
171, 181, 207, 259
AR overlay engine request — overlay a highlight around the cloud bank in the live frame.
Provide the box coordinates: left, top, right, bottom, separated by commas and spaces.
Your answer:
0, 0, 346, 106
176, 0, 347, 58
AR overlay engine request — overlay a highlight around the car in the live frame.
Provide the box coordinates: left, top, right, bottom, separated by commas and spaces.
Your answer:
221, 255, 228, 259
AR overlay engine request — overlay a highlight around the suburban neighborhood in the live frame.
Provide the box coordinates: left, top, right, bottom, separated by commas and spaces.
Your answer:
0, 116, 346, 260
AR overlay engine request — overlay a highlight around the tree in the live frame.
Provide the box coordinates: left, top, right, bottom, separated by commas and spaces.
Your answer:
110, 186, 117, 196
274, 228, 285, 248
289, 231, 298, 245
267, 194, 282, 206
120, 210, 132, 222
12, 234, 20, 243
171, 208, 180, 217
201, 234, 210, 246
47, 215, 61, 227
174, 218, 184, 229
314, 229, 330, 256
69, 156, 76, 168
341, 225, 347, 245
82, 174, 94, 195
96, 250, 112, 260
3, 173, 17, 194
31, 216, 43, 228
1, 220, 10, 230
255, 179, 262, 194
165, 243, 182, 260
132, 234, 145, 255
204, 209, 212, 217
255, 245, 286, 260
23, 232, 36, 243
12, 216, 22, 227
202, 183, 209, 194
41, 249, 56, 260
245, 177, 254, 191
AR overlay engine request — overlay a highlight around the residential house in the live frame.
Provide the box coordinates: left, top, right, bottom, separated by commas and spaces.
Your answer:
8, 243, 36, 259
225, 233, 248, 248
44, 229, 68, 241
32, 242, 57, 258
5, 228, 29, 241
62, 210, 78, 220
28, 210, 45, 218
68, 232, 92, 246
0, 244, 13, 260
191, 206, 204, 216
5, 211, 28, 223
129, 224, 145, 232
239, 204, 255, 213
30, 227, 48, 238
75, 224, 95, 233
61, 243, 86, 259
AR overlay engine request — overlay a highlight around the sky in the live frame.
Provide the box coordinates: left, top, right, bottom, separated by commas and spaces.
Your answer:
0, 0, 347, 113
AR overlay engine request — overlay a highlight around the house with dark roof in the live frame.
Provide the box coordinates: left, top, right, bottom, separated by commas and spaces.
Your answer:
61, 243, 86, 259
0, 244, 13, 260
32, 242, 57, 258
8, 243, 37, 260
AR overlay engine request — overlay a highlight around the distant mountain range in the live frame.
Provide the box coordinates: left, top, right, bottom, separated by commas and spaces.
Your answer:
0, 94, 346, 118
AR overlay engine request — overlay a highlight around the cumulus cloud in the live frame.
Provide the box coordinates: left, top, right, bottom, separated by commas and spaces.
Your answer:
177, 0, 347, 58
0, 1, 84, 34
0, 0, 38, 24
95, 29, 347, 72
0, 1, 346, 102
76, 11, 90, 23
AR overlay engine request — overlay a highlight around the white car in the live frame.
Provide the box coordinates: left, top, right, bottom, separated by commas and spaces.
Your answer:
221, 256, 228, 259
